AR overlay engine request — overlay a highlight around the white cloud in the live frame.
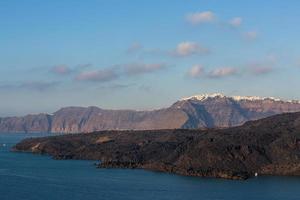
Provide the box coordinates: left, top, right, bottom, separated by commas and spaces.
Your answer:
208, 67, 237, 78
50, 64, 92, 76
186, 11, 215, 25
244, 31, 258, 40
172, 41, 210, 57
131, 41, 211, 58
187, 66, 238, 79
246, 55, 277, 75
126, 43, 143, 54
187, 65, 205, 78
250, 66, 273, 75
246, 62, 274, 75
51, 65, 72, 75
229, 17, 243, 27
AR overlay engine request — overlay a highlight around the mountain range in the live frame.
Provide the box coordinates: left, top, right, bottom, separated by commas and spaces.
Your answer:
2, 93, 300, 133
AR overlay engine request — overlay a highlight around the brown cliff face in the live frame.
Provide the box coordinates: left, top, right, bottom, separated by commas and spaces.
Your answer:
173, 96, 300, 128
0, 114, 51, 133
49, 106, 188, 133
13, 112, 300, 180
1, 94, 300, 133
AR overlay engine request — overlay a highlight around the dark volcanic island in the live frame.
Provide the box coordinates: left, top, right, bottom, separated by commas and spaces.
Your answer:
14, 112, 300, 180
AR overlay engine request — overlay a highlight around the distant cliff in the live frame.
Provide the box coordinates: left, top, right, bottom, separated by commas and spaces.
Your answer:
2, 93, 300, 133
14, 112, 300, 180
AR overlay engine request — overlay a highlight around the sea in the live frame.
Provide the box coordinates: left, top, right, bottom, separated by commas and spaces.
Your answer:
0, 133, 299, 200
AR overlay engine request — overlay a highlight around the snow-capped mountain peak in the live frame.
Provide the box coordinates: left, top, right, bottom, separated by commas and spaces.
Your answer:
181, 93, 225, 101
181, 93, 300, 103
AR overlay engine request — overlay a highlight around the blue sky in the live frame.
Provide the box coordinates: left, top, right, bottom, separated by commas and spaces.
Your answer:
1, 0, 300, 116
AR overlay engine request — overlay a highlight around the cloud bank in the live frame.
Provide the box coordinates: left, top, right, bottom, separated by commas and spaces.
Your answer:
75, 68, 119, 82
0, 81, 60, 92
75, 62, 169, 83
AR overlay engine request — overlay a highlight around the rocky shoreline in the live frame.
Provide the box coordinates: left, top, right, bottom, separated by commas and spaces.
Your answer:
13, 112, 300, 180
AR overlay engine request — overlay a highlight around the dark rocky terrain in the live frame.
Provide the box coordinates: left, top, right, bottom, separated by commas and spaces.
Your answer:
14, 112, 300, 180
2, 94, 300, 133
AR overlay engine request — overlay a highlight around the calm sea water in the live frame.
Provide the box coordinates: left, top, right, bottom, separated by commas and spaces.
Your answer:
0, 133, 300, 200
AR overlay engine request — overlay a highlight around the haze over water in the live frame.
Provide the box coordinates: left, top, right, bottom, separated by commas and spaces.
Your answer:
0, 133, 299, 200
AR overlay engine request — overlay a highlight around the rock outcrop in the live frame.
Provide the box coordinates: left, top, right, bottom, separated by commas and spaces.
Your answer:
2, 93, 300, 133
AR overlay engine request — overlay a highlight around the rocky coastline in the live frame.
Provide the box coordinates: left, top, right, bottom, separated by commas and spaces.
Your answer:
13, 112, 300, 180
